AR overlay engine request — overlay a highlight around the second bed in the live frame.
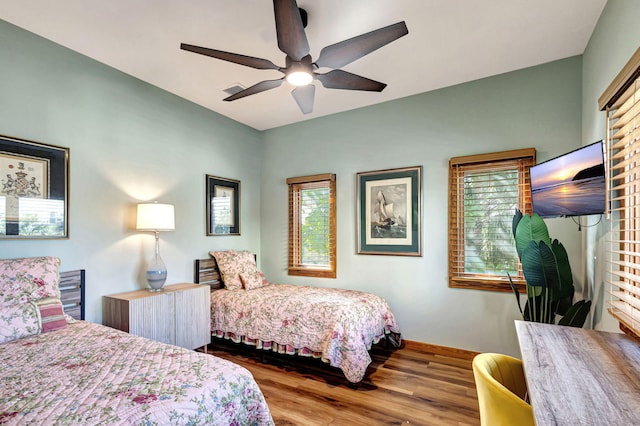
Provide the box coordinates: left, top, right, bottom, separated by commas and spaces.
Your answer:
195, 251, 401, 383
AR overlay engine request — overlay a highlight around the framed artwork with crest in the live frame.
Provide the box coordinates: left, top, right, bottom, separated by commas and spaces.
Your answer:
0, 135, 69, 239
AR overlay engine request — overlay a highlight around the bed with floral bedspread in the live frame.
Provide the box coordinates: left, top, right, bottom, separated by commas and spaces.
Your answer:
210, 282, 401, 383
0, 320, 273, 425
201, 251, 402, 383
0, 256, 273, 426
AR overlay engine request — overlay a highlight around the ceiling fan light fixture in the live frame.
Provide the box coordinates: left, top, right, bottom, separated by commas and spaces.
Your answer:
180, 0, 408, 114
286, 70, 313, 86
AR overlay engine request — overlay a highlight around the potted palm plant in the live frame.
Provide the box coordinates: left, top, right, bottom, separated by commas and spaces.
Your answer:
508, 210, 591, 327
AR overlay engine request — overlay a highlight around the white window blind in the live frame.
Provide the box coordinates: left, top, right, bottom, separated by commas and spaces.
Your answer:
449, 149, 535, 292
600, 48, 640, 338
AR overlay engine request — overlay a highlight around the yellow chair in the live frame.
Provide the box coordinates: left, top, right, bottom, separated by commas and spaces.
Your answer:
472, 353, 534, 426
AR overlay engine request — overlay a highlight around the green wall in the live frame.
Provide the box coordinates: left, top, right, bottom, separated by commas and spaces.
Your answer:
5, 9, 626, 355
0, 19, 264, 323
261, 57, 583, 355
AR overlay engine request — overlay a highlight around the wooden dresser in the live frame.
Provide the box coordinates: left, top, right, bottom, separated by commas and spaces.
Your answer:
102, 283, 210, 350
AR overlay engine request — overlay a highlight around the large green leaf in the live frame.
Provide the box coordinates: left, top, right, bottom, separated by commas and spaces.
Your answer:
548, 239, 575, 315
521, 240, 560, 288
550, 239, 574, 295
515, 213, 551, 260
558, 300, 592, 327
512, 209, 523, 239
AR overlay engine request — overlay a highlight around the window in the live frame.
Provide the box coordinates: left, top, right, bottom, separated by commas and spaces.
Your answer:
287, 173, 336, 278
599, 47, 640, 339
448, 149, 536, 292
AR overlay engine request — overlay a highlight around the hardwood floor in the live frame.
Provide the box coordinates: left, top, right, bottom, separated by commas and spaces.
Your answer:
206, 339, 480, 425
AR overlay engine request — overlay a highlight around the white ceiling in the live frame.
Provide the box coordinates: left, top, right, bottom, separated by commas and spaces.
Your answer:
0, 0, 607, 131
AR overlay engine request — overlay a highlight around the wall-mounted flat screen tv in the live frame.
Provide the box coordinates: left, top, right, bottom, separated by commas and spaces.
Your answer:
530, 141, 606, 218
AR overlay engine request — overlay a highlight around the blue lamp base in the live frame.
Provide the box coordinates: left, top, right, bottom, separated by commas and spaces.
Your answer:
146, 234, 167, 292
146, 268, 167, 292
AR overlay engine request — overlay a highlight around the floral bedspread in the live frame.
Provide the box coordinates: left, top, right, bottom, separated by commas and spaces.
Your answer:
0, 321, 273, 425
211, 284, 401, 383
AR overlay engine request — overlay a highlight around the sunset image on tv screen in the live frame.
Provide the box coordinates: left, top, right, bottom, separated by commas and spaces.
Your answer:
530, 142, 605, 218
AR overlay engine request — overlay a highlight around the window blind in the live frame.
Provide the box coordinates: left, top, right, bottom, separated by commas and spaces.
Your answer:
287, 173, 336, 278
600, 48, 640, 338
449, 149, 535, 292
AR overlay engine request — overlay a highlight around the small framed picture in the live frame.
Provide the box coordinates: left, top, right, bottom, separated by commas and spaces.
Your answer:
356, 166, 422, 256
0, 135, 69, 239
206, 175, 240, 235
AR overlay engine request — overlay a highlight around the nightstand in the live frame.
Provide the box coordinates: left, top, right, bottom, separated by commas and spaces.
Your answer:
102, 283, 211, 350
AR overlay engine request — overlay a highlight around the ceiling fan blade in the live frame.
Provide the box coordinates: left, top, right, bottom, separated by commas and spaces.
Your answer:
181, 43, 281, 70
224, 79, 284, 101
273, 0, 310, 61
316, 70, 386, 92
315, 21, 408, 69
291, 85, 315, 114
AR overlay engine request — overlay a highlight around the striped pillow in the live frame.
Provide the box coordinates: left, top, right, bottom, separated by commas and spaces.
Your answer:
33, 297, 67, 333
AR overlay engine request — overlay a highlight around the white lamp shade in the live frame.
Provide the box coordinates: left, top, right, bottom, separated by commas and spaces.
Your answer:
136, 203, 175, 231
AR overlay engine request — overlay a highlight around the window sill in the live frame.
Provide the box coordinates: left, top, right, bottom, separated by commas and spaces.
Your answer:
288, 268, 336, 279
449, 276, 526, 293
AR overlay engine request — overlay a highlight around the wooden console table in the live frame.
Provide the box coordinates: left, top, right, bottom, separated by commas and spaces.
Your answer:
103, 283, 210, 351
515, 320, 640, 425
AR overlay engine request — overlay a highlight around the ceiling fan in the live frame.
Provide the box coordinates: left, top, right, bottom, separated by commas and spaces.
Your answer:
180, 0, 408, 115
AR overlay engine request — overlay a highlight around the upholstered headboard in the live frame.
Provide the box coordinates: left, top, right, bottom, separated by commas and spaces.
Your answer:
60, 269, 85, 320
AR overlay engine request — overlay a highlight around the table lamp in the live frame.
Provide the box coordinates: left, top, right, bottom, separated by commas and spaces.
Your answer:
136, 202, 175, 292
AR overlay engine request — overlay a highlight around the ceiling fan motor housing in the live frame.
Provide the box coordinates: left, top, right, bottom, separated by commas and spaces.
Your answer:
285, 55, 314, 85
